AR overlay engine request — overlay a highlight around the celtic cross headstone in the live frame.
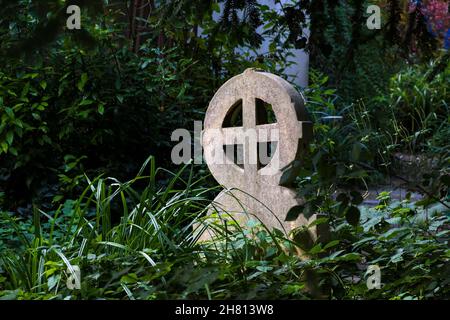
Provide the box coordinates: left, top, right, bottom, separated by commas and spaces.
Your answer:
199, 69, 322, 241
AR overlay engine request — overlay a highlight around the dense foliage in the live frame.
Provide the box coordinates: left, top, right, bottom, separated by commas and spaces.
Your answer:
0, 159, 448, 299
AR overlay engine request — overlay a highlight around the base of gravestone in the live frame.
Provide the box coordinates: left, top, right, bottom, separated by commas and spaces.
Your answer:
194, 188, 329, 251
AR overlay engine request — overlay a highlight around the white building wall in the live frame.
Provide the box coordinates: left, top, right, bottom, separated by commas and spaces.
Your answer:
211, 0, 310, 87
256, 0, 309, 87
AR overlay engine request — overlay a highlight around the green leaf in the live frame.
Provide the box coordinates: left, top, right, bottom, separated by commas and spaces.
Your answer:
79, 99, 94, 106
1, 142, 8, 153
212, 2, 220, 12
47, 275, 60, 291
324, 240, 340, 250
177, 85, 186, 99
256, 265, 273, 272
98, 104, 105, 115
327, 250, 345, 260
21, 82, 30, 97
53, 195, 64, 203
5, 107, 14, 119
0, 290, 19, 300
390, 248, 404, 263
9, 147, 18, 156
336, 252, 361, 262
309, 243, 323, 254
121, 273, 138, 284
24, 73, 39, 79
379, 227, 408, 240
77, 73, 88, 91
6, 131, 13, 145
308, 217, 329, 228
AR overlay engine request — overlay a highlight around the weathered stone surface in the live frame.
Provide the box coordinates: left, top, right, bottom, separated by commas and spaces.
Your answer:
198, 69, 322, 241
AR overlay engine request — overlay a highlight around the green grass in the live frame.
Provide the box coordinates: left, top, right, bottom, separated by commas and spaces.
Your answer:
0, 157, 449, 300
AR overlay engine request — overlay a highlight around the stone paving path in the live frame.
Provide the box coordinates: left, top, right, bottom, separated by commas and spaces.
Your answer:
338, 178, 425, 207
361, 186, 423, 206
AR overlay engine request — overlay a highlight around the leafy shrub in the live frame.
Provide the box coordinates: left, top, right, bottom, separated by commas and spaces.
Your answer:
0, 41, 212, 211
291, 70, 383, 225
380, 56, 449, 154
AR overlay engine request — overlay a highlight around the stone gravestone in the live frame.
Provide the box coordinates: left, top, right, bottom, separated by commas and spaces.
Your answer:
199, 69, 323, 242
